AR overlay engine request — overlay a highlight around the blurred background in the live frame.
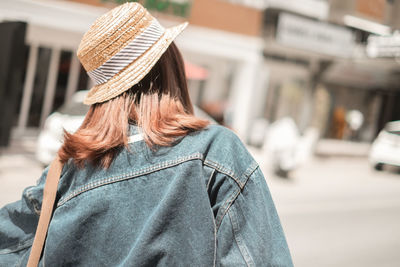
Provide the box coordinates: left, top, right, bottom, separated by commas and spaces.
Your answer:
0, 0, 400, 266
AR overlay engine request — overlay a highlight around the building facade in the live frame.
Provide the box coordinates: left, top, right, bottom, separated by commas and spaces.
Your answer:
1, 0, 399, 144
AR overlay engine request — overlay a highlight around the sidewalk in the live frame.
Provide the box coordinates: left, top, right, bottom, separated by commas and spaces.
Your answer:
0, 129, 43, 207
315, 139, 371, 158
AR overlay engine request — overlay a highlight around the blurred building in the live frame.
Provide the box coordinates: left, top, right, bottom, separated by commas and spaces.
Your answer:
0, 0, 264, 140
256, 0, 400, 143
0, 0, 399, 144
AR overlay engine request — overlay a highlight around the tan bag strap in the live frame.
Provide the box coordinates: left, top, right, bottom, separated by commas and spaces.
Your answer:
27, 156, 63, 267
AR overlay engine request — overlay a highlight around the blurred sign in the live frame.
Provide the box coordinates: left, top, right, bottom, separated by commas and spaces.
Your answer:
223, 0, 265, 10
356, 0, 386, 22
367, 32, 400, 58
189, 0, 262, 36
276, 13, 355, 58
223, 0, 329, 19
267, 0, 329, 20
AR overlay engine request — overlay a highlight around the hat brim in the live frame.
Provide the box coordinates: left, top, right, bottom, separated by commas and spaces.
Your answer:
83, 22, 188, 105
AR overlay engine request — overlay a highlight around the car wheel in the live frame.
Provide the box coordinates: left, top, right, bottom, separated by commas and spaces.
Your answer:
374, 163, 384, 171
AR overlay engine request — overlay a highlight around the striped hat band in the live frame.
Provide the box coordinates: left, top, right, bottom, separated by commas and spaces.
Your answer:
87, 19, 165, 85
76, 2, 188, 105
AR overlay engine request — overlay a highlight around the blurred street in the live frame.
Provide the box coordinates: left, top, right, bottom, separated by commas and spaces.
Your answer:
1, 136, 400, 267
0, 132, 43, 206
263, 157, 400, 267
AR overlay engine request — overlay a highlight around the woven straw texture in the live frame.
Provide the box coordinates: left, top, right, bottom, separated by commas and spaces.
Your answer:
76, 2, 188, 105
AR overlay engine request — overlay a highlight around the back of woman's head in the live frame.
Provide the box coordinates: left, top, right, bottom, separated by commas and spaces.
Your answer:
59, 42, 209, 168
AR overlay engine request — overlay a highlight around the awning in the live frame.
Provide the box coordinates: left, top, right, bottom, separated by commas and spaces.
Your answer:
184, 61, 209, 80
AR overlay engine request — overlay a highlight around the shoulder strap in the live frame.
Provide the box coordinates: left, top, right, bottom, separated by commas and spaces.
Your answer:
27, 156, 63, 267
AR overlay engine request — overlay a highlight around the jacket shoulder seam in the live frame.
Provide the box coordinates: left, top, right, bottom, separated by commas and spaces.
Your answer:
204, 159, 242, 187
213, 163, 260, 230
204, 159, 259, 189
215, 186, 240, 230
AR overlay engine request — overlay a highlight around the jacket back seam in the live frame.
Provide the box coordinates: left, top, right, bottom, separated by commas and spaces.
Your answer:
58, 152, 204, 206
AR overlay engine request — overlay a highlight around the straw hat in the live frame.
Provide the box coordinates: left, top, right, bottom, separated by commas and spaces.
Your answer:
77, 2, 188, 105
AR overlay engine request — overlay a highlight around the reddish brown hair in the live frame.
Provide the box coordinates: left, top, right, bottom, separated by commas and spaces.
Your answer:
59, 42, 209, 168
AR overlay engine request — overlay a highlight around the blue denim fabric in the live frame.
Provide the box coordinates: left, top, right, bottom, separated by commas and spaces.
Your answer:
0, 125, 293, 266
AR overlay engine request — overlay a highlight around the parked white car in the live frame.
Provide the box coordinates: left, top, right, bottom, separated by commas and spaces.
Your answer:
36, 90, 216, 165
36, 91, 89, 165
369, 120, 400, 170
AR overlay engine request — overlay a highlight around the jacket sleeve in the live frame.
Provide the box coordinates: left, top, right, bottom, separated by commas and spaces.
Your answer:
0, 168, 48, 265
216, 167, 293, 267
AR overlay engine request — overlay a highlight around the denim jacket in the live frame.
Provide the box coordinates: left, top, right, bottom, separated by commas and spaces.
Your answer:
0, 125, 293, 266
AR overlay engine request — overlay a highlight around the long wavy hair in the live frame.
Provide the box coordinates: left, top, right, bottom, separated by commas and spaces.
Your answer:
58, 42, 209, 168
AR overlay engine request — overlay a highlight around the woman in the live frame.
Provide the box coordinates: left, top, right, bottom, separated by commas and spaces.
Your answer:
0, 3, 292, 266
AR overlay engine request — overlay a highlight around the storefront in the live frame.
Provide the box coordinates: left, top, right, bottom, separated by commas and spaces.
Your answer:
0, 0, 265, 141
257, 11, 399, 143
3, 0, 398, 143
